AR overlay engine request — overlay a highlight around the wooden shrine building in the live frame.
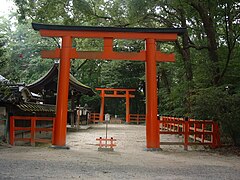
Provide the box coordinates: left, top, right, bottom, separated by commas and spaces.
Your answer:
27, 63, 95, 126
0, 64, 95, 143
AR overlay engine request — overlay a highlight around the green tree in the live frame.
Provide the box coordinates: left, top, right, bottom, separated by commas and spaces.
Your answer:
0, 18, 57, 83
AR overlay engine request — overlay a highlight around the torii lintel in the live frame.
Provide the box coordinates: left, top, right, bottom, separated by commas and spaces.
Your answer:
33, 23, 185, 62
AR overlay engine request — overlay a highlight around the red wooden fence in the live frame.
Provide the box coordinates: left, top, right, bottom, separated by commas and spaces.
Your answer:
89, 113, 100, 124
160, 116, 220, 150
129, 114, 146, 124
128, 114, 220, 149
10, 116, 55, 146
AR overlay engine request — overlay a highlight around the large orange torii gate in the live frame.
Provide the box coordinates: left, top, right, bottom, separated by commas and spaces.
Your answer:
32, 23, 185, 150
95, 88, 135, 123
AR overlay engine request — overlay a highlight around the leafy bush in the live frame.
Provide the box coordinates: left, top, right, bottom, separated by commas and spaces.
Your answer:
191, 86, 240, 146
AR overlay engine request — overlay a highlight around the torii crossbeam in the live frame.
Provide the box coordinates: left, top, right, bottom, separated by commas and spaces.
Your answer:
32, 23, 185, 150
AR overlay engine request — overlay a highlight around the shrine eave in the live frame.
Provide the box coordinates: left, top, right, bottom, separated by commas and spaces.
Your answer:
27, 63, 95, 96
32, 23, 186, 35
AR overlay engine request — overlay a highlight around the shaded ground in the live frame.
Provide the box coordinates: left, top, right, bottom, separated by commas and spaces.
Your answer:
0, 124, 240, 179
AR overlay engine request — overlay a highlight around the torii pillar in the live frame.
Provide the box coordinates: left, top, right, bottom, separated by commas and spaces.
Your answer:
54, 36, 72, 148
145, 39, 159, 149
32, 23, 185, 150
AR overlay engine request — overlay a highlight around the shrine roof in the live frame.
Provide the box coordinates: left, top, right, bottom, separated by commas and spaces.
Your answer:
27, 63, 95, 96
17, 102, 56, 113
32, 23, 185, 35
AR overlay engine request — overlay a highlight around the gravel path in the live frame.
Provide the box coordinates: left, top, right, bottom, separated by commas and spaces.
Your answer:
0, 124, 239, 179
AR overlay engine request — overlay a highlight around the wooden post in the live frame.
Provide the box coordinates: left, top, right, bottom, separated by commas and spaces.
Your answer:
53, 36, 72, 147
212, 122, 220, 148
184, 117, 189, 151
9, 116, 14, 145
194, 122, 197, 142
145, 38, 160, 150
126, 91, 130, 123
70, 93, 75, 128
177, 117, 180, 134
99, 90, 105, 123
31, 117, 36, 146
76, 106, 80, 130
202, 123, 205, 143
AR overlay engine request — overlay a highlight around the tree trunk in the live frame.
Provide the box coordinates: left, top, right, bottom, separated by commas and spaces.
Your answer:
157, 68, 171, 94
176, 8, 193, 82
190, 1, 220, 85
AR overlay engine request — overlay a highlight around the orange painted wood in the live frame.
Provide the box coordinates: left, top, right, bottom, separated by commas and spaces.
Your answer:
14, 127, 31, 131
102, 94, 135, 98
89, 112, 100, 123
41, 49, 175, 62
53, 36, 72, 146
9, 116, 55, 146
99, 91, 105, 122
129, 114, 146, 124
96, 88, 135, 91
9, 116, 14, 145
96, 137, 117, 148
31, 117, 36, 145
126, 91, 130, 123
184, 121, 189, 151
145, 38, 159, 149
159, 116, 220, 149
96, 88, 135, 123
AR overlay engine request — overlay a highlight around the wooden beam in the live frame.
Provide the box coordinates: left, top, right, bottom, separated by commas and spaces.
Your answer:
103, 94, 135, 98
41, 49, 175, 62
95, 88, 136, 92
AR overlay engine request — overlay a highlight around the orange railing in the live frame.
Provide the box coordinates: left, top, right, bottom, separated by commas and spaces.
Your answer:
89, 113, 100, 124
96, 137, 116, 150
129, 114, 146, 124
10, 116, 55, 146
160, 116, 220, 150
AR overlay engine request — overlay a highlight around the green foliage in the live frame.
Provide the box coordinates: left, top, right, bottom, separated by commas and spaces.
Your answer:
0, 35, 8, 73
191, 87, 240, 146
80, 95, 100, 112
0, 19, 56, 83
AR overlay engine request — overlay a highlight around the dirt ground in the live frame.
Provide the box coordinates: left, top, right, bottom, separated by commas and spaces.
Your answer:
0, 124, 240, 180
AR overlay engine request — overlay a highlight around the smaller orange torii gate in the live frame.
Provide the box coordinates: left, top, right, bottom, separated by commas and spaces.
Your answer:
96, 88, 135, 123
